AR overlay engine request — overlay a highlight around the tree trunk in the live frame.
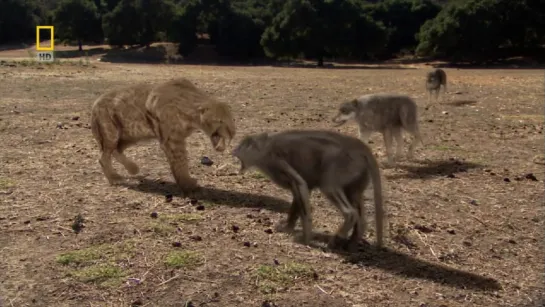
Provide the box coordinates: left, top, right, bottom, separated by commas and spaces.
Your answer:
78, 40, 83, 52
317, 56, 324, 67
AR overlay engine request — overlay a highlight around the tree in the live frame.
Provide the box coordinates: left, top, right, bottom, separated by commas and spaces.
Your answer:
53, 0, 103, 48
364, 0, 441, 58
415, 0, 544, 62
261, 0, 387, 66
0, 0, 44, 44
166, 1, 199, 57
102, 0, 176, 47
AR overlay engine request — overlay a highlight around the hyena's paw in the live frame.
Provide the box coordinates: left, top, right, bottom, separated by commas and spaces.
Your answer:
177, 176, 199, 193
106, 173, 125, 185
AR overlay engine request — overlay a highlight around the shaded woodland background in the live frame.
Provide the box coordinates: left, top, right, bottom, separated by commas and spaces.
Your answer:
1, 0, 544, 66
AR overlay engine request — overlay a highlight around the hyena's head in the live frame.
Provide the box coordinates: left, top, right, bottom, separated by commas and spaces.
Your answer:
231, 132, 269, 174
198, 102, 236, 152
426, 71, 439, 85
332, 99, 358, 127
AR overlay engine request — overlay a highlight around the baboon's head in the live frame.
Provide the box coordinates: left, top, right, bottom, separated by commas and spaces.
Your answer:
332, 99, 358, 127
231, 133, 269, 174
198, 103, 236, 152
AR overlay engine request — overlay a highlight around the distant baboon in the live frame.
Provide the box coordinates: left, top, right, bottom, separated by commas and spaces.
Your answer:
426, 68, 447, 104
90, 78, 236, 192
232, 129, 385, 250
332, 93, 423, 165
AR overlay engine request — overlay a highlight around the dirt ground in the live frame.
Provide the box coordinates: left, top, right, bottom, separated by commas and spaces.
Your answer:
0, 48, 543, 307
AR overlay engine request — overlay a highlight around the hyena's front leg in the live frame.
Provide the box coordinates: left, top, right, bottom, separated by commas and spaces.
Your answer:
160, 138, 199, 193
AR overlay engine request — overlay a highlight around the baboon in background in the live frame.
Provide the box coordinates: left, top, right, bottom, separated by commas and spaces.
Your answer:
232, 129, 386, 251
90, 77, 236, 193
426, 68, 447, 103
332, 93, 423, 166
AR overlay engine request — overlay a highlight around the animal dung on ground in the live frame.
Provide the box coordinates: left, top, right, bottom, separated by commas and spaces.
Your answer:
201, 156, 214, 166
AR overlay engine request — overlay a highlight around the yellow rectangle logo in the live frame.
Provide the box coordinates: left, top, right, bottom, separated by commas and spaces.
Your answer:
36, 26, 55, 51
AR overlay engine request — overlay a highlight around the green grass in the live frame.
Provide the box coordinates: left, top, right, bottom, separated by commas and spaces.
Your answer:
56, 240, 137, 287
164, 251, 204, 269
0, 177, 15, 189
254, 262, 316, 294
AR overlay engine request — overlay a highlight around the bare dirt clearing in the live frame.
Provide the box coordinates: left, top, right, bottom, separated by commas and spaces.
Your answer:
0, 58, 543, 307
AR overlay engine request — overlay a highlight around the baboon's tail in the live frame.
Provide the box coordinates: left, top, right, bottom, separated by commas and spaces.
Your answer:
366, 148, 385, 247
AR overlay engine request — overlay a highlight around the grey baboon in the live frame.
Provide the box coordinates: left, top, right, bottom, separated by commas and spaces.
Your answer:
426, 68, 447, 104
90, 78, 236, 192
231, 129, 385, 250
332, 93, 423, 166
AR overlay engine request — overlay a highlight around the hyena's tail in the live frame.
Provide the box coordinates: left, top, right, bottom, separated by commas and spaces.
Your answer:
90, 111, 105, 151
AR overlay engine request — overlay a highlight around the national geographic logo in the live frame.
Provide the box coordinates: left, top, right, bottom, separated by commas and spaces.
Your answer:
35, 26, 55, 62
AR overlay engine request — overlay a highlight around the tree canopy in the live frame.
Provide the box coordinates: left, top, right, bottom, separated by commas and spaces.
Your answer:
2, 0, 543, 64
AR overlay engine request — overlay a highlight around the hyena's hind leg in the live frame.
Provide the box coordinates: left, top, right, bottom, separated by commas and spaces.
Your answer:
113, 139, 140, 175
95, 124, 124, 184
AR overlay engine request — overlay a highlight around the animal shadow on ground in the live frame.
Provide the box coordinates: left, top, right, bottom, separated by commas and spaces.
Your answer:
387, 159, 483, 180
125, 178, 501, 292
318, 232, 501, 291
445, 100, 478, 107
123, 178, 291, 213
281, 230, 501, 292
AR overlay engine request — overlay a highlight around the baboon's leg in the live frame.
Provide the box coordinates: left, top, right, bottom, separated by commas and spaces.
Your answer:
322, 188, 358, 249
113, 140, 139, 175
160, 138, 198, 193
279, 160, 313, 245
392, 127, 404, 160
434, 89, 440, 102
382, 128, 395, 165
275, 198, 301, 233
346, 183, 368, 251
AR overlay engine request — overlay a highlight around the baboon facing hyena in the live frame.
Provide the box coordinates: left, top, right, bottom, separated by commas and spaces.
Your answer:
232, 129, 386, 251
426, 68, 447, 104
90, 77, 236, 193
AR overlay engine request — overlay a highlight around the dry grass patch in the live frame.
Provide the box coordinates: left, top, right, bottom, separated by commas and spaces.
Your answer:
254, 262, 317, 294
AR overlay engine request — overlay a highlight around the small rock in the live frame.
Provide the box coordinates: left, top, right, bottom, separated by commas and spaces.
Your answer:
196, 205, 205, 211
189, 198, 199, 205
503, 177, 511, 182
446, 173, 456, 178
71, 116, 80, 121
172, 242, 181, 247
243, 241, 251, 247
427, 119, 433, 123
470, 199, 478, 206
131, 300, 143, 306
261, 301, 278, 307
264, 228, 273, 234
312, 271, 319, 280
165, 194, 173, 203
508, 239, 517, 244
414, 224, 434, 233
463, 240, 472, 247
232, 225, 240, 233
273, 259, 280, 265
253, 242, 258, 247
514, 176, 523, 181
150, 212, 158, 219
200, 156, 214, 166
447, 229, 456, 235
189, 235, 202, 241
525, 173, 538, 181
